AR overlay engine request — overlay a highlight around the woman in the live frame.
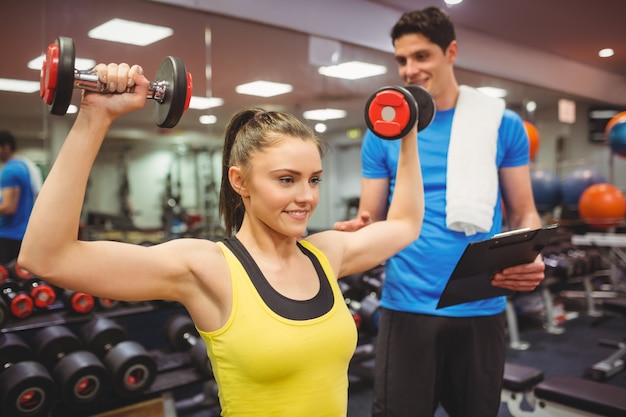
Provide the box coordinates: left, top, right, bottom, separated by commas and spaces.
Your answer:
19, 62, 424, 416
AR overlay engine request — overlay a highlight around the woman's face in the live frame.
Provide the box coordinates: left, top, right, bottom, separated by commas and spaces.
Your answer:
241, 136, 322, 238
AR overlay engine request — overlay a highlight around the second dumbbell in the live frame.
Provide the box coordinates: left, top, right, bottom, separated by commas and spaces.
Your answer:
164, 314, 213, 378
364, 84, 436, 140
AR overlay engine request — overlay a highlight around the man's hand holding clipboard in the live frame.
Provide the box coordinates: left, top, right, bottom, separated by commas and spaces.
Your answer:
437, 224, 559, 309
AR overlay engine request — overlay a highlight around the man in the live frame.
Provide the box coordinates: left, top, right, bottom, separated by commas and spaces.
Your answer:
0, 130, 42, 264
335, 7, 545, 417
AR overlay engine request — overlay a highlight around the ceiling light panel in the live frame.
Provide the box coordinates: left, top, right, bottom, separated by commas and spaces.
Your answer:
199, 115, 217, 125
235, 81, 293, 97
189, 96, 224, 110
303, 108, 347, 121
318, 61, 387, 80
0, 78, 40, 93
88, 18, 174, 46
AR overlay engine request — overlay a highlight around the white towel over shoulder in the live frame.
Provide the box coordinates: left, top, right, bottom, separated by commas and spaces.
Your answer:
445, 85, 505, 236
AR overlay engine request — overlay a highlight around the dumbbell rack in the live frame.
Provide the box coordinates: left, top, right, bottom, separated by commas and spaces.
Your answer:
1, 298, 219, 416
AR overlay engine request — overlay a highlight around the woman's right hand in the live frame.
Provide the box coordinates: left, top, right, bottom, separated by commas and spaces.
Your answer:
80, 63, 150, 122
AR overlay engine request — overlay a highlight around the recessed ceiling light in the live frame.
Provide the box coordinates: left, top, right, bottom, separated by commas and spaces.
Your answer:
88, 18, 174, 46
599, 48, 614, 58
445, 0, 463, 5
235, 81, 293, 97
189, 96, 224, 110
199, 115, 217, 125
314, 123, 327, 133
525, 101, 537, 112
0, 78, 40, 93
477, 86, 508, 98
303, 108, 347, 121
318, 61, 387, 80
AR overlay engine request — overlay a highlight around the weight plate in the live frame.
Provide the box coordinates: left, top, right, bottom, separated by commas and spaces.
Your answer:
165, 314, 195, 352
104, 340, 156, 397
82, 318, 127, 357
190, 339, 212, 377
50, 36, 75, 116
40, 43, 59, 104
9, 293, 33, 319
185, 71, 193, 110
0, 333, 34, 365
68, 291, 95, 314
404, 84, 436, 131
364, 86, 417, 140
32, 326, 81, 368
29, 282, 56, 309
153, 56, 189, 128
0, 362, 55, 417
53, 351, 110, 411
9, 261, 33, 280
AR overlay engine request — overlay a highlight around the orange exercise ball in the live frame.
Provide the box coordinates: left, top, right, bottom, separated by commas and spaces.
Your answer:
578, 183, 626, 229
605, 111, 626, 137
523, 121, 540, 160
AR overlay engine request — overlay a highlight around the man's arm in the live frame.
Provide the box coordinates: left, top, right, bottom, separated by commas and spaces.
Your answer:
0, 186, 20, 215
333, 177, 390, 231
492, 165, 545, 292
500, 165, 542, 231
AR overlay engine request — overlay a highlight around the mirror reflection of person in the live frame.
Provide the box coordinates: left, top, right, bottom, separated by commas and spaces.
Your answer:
0, 130, 42, 264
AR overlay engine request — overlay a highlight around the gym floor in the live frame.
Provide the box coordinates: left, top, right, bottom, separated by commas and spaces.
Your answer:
346, 298, 626, 417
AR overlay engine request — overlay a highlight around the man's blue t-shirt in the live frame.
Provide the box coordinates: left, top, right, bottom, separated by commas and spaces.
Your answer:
361, 106, 529, 317
0, 159, 36, 240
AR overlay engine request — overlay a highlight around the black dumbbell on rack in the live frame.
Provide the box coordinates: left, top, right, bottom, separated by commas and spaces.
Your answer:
1, 275, 34, 320
62, 289, 96, 315
97, 297, 122, 310
81, 317, 157, 398
0, 333, 56, 417
346, 293, 381, 335
31, 325, 111, 412
164, 314, 213, 378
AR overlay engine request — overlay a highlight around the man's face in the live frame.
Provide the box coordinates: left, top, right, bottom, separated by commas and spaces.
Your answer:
0, 144, 12, 163
393, 33, 457, 99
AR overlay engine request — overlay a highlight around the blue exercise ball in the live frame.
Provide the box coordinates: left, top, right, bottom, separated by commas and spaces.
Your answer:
561, 168, 606, 210
530, 170, 561, 213
609, 119, 626, 158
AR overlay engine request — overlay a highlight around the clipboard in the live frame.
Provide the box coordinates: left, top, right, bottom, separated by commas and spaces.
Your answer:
437, 223, 559, 309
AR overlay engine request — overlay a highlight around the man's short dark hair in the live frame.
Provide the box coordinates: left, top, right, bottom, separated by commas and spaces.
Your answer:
0, 130, 16, 151
391, 7, 456, 53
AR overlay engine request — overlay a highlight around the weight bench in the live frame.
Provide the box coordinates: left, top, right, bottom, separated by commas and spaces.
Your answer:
502, 362, 626, 416
501, 363, 544, 415
584, 297, 626, 381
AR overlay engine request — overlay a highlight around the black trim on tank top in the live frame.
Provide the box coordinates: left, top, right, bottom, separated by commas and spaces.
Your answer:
222, 237, 334, 320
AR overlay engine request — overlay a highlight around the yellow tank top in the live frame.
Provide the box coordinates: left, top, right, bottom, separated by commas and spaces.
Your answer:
197, 238, 358, 417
